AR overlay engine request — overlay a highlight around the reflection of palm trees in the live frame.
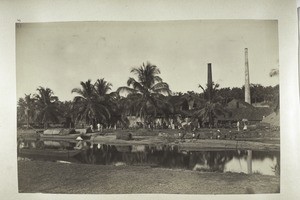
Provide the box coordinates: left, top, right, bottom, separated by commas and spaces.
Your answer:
76, 146, 264, 173
190, 151, 235, 172
252, 151, 279, 161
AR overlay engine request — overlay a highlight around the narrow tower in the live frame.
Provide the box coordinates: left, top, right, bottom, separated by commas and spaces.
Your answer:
207, 63, 212, 102
207, 63, 213, 128
244, 48, 251, 104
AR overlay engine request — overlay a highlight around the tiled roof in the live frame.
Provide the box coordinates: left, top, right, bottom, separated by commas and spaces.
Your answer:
218, 107, 273, 121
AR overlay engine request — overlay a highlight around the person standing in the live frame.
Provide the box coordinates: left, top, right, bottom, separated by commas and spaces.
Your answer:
243, 121, 248, 131
237, 121, 240, 132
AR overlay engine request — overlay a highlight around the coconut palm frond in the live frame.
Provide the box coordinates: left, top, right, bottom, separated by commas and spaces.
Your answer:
153, 75, 163, 83
127, 77, 145, 91
157, 88, 172, 96
95, 78, 113, 96
71, 79, 114, 125
151, 82, 169, 91
71, 88, 84, 95
73, 96, 86, 103
198, 84, 205, 92
117, 86, 137, 95
34, 87, 61, 127
50, 96, 59, 102
117, 62, 172, 122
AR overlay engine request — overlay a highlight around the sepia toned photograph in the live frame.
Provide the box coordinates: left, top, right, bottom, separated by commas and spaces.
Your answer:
16, 20, 280, 194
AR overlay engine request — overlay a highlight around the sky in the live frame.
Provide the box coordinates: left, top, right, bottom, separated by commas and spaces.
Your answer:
16, 20, 279, 101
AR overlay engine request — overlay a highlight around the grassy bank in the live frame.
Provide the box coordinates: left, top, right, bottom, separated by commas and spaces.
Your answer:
18, 160, 279, 194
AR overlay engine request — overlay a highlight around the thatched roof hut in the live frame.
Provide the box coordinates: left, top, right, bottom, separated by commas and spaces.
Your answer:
262, 112, 280, 127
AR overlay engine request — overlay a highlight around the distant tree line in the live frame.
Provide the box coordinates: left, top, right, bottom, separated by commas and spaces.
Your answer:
17, 62, 279, 129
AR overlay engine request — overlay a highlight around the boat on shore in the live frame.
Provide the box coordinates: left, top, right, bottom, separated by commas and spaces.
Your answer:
18, 148, 82, 158
39, 133, 82, 140
38, 128, 102, 140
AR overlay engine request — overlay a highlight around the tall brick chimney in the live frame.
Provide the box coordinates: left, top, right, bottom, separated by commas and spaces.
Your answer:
207, 63, 212, 102
244, 48, 251, 104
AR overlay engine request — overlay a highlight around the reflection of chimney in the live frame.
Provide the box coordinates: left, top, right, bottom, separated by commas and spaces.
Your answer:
207, 63, 212, 101
247, 150, 253, 174
244, 48, 251, 104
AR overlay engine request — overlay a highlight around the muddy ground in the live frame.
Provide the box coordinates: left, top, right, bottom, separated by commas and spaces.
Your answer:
18, 160, 279, 194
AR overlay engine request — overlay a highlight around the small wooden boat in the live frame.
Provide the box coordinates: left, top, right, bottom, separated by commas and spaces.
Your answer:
18, 148, 82, 158
39, 128, 99, 140
39, 128, 79, 139
39, 133, 82, 140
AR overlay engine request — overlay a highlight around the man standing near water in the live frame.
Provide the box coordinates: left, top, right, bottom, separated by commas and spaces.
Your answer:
243, 121, 248, 131
97, 123, 101, 131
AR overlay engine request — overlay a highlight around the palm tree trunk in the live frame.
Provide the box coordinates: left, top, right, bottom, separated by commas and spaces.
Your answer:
209, 110, 213, 128
26, 116, 29, 129
44, 122, 48, 129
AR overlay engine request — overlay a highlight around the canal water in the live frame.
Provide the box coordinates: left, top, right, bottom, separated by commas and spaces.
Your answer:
17, 139, 280, 176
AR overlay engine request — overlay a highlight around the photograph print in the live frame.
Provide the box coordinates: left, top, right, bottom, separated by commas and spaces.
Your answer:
16, 20, 280, 194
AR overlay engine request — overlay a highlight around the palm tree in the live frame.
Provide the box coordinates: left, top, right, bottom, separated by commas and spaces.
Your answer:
72, 79, 111, 127
117, 62, 172, 122
94, 78, 113, 97
192, 101, 227, 128
198, 82, 220, 101
195, 82, 227, 128
108, 95, 130, 128
34, 87, 61, 129
57, 100, 74, 128
94, 78, 124, 128
17, 94, 35, 128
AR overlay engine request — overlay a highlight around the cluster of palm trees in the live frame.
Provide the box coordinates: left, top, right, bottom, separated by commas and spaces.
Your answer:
17, 87, 61, 129
18, 62, 175, 129
17, 62, 280, 129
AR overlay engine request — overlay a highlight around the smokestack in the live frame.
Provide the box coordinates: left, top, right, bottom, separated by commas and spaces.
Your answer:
207, 63, 212, 101
244, 48, 251, 104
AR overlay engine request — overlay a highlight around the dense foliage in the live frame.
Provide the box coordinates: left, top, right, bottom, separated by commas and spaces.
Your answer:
17, 63, 279, 129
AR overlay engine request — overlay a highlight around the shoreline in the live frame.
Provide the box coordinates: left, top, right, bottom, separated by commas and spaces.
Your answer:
17, 128, 280, 151
17, 128, 280, 194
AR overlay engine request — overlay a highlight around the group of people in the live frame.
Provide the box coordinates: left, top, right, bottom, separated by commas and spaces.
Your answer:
236, 120, 248, 131
85, 118, 249, 133
88, 123, 104, 132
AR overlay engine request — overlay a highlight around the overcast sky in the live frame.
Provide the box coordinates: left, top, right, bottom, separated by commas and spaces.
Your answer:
16, 20, 279, 101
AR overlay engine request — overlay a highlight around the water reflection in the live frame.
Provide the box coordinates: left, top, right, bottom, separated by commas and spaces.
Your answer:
17, 139, 280, 176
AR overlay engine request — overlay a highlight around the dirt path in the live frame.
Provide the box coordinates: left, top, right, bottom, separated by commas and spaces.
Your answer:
18, 160, 279, 194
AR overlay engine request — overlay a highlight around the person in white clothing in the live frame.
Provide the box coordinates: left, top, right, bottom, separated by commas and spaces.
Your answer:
97, 123, 101, 131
